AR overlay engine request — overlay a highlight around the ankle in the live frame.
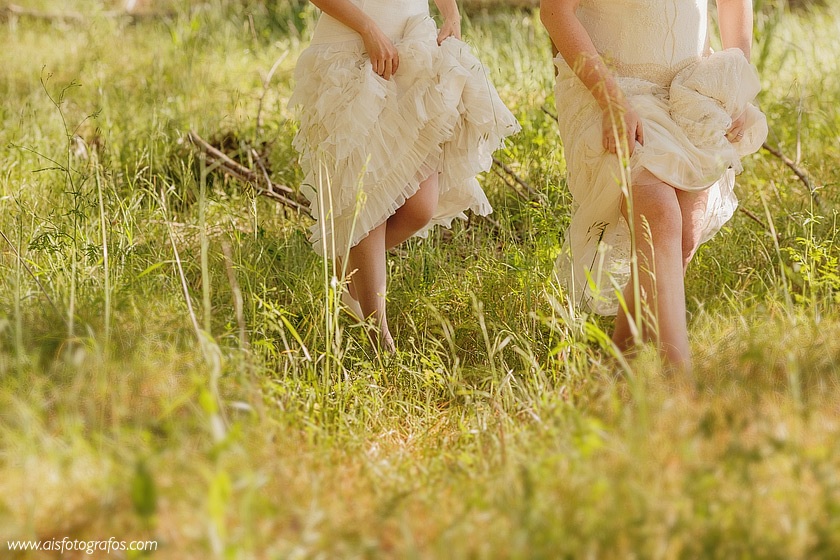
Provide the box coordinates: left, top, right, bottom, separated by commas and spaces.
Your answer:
335, 258, 358, 300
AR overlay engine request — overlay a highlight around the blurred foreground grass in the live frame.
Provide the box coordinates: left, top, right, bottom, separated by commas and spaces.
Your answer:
1, 0, 839, 557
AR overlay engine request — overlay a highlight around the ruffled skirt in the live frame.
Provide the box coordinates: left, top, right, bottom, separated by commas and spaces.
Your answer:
552, 49, 768, 315
289, 12, 520, 258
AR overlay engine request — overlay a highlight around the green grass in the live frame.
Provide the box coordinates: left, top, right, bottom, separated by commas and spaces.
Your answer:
1, 0, 840, 558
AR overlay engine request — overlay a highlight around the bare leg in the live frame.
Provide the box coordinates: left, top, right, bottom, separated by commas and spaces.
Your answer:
346, 222, 394, 352
611, 279, 639, 355
676, 188, 710, 272
342, 172, 439, 298
614, 188, 710, 349
339, 172, 440, 352
612, 182, 691, 371
385, 173, 439, 250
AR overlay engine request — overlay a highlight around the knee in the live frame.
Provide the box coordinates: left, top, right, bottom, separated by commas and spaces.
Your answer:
402, 198, 436, 233
631, 193, 682, 241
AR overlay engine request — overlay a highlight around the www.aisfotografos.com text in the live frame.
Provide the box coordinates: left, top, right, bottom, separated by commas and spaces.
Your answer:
7, 538, 157, 554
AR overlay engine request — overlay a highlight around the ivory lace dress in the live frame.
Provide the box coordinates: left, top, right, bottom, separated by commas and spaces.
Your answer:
289, 0, 520, 258
552, 0, 768, 315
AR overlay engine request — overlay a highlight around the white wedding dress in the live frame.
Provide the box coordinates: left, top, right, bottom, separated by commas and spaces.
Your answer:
552, 0, 768, 315
290, 0, 520, 258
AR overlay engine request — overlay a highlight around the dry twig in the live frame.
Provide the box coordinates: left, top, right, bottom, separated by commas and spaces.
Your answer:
491, 165, 529, 201
761, 141, 822, 208
541, 104, 559, 122
482, 214, 503, 229
186, 130, 310, 216
492, 156, 538, 200
255, 52, 289, 143
738, 206, 779, 240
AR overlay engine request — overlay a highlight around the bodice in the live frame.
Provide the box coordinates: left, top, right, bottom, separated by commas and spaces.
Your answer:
310, 0, 430, 45
579, 0, 710, 86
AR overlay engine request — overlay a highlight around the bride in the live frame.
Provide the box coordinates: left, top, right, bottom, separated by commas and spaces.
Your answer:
541, 0, 768, 372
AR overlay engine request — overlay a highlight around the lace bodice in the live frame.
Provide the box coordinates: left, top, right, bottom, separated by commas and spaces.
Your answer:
579, 0, 710, 86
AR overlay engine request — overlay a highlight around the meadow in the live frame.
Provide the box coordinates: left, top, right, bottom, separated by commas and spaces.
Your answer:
1, 0, 839, 557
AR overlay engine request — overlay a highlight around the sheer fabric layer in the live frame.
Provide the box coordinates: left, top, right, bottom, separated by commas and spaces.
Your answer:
552, 0, 768, 315
290, 8, 520, 258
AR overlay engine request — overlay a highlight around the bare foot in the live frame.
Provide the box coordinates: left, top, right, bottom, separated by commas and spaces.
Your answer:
379, 330, 396, 355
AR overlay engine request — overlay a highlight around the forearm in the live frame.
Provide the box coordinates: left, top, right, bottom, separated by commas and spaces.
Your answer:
540, 0, 624, 110
433, 0, 460, 22
717, 0, 753, 61
310, 0, 375, 38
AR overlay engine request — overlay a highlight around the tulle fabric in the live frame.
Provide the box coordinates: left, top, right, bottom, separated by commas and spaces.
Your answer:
289, 14, 520, 258
553, 48, 768, 315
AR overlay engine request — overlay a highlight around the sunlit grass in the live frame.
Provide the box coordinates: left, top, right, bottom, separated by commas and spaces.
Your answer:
0, 0, 839, 557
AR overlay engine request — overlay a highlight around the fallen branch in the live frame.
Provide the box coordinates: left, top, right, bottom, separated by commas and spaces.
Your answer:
761, 141, 822, 208
188, 131, 283, 190
738, 206, 780, 240
483, 214, 503, 229
249, 147, 274, 193
491, 165, 529, 201
492, 156, 538, 199
186, 130, 310, 215
541, 104, 558, 122
211, 158, 307, 213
